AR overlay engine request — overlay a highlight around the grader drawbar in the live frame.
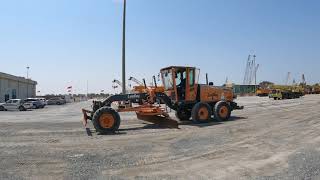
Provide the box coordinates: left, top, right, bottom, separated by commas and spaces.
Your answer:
82, 66, 244, 134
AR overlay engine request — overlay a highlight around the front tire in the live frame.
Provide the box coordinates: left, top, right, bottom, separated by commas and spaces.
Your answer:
92, 107, 121, 134
214, 101, 231, 121
191, 102, 212, 123
0, 106, 5, 111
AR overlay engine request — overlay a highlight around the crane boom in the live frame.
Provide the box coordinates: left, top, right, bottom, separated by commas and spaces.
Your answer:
243, 55, 251, 84
128, 76, 143, 86
112, 79, 122, 87
112, 79, 131, 93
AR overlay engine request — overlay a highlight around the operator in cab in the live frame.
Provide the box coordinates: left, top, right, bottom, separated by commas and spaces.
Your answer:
176, 69, 186, 100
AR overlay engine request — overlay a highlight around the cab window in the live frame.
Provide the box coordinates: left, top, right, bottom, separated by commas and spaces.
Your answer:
175, 69, 186, 87
162, 69, 173, 90
175, 72, 182, 86
189, 69, 194, 86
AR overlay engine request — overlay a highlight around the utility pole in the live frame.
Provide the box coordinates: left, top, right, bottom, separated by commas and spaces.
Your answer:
26, 66, 30, 79
122, 0, 126, 94
86, 80, 89, 98
26, 66, 30, 98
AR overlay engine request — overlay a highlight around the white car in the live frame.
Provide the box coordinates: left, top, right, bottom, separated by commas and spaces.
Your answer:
0, 99, 34, 111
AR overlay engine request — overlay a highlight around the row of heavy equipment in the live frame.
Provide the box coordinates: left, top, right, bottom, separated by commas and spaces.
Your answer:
256, 84, 320, 100
268, 85, 304, 100
82, 66, 243, 134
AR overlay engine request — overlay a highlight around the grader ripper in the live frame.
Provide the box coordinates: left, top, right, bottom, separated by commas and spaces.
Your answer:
82, 66, 243, 134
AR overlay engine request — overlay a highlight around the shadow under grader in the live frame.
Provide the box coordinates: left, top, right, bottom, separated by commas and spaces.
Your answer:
119, 123, 171, 132
122, 116, 247, 131
178, 116, 247, 128
225, 116, 247, 121
178, 120, 222, 127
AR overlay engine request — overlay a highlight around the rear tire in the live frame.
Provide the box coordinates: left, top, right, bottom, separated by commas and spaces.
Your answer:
0, 106, 5, 111
214, 101, 231, 121
175, 109, 191, 121
191, 102, 212, 123
92, 107, 121, 134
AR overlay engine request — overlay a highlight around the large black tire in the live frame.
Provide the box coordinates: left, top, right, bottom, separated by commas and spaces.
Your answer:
214, 101, 231, 121
191, 102, 212, 123
0, 106, 5, 111
92, 107, 121, 134
175, 109, 191, 121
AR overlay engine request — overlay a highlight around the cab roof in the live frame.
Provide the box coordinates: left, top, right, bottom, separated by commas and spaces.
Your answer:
160, 66, 196, 71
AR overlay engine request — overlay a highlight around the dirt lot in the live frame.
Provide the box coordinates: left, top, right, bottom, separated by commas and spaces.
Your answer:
1, 95, 320, 179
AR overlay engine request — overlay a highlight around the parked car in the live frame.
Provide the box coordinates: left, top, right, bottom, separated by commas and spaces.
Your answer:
0, 99, 33, 111
46, 97, 66, 105
38, 98, 47, 106
35, 98, 47, 108
24, 98, 45, 109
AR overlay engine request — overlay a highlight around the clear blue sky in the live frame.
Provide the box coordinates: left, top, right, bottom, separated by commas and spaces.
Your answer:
0, 0, 319, 94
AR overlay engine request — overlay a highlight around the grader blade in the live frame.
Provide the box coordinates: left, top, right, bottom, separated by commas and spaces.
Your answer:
136, 113, 178, 129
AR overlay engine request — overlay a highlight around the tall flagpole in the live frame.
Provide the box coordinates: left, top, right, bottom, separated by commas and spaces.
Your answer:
122, 0, 126, 94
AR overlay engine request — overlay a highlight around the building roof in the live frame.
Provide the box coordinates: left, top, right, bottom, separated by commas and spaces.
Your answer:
0, 72, 37, 85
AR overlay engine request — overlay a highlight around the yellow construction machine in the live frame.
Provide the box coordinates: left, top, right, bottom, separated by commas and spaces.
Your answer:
82, 66, 243, 134
129, 76, 165, 94
269, 85, 304, 100
312, 84, 320, 94
256, 88, 271, 97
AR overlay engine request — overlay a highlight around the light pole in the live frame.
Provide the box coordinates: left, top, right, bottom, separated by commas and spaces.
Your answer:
26, 66, 30, 98
26, 66, 30, 79
122, 0, 126, 94
86, 80, 89, 98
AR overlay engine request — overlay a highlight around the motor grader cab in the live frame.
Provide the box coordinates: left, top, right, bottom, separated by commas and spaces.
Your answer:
160, 66, 199, 102
82, 66, 243, 134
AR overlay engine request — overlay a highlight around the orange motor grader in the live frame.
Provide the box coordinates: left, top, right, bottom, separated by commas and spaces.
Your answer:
82, 66, 243, 134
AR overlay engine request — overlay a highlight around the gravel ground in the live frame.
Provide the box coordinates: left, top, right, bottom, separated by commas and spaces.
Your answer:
1, 95, 320, 179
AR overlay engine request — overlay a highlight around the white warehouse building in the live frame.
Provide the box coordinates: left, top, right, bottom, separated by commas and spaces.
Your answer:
0, 72, 37, 103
